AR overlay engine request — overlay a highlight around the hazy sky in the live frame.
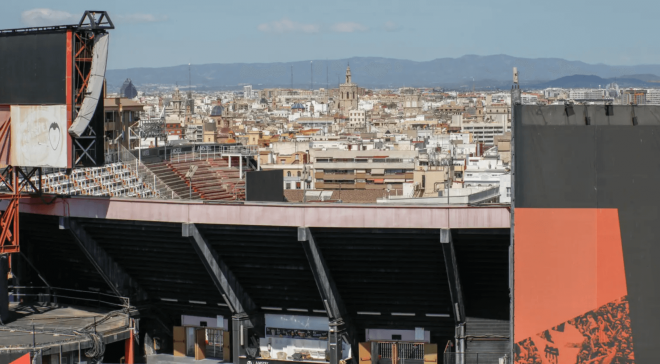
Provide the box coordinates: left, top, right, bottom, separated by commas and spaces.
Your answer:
2, 0, 658, 70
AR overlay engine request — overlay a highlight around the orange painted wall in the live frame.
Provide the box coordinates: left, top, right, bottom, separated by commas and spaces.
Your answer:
514, 208, 628, 342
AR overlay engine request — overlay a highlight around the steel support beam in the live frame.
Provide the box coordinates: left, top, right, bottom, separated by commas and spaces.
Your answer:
440, 228, 466, 364
182, 223, 264, 328
182, 223, 260, 364
60, 217, 147, 303
298, 227, 355, 364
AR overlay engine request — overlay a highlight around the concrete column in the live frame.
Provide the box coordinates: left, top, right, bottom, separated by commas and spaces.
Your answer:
239, 157, 243, 179
229, 156, 232, 168
455, 324, 465, 364
0, 255, 8, 322
232, 314, 249, 364
328, 320, 339, 364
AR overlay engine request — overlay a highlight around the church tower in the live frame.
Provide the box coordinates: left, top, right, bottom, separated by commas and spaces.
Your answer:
338, 65, 358, 114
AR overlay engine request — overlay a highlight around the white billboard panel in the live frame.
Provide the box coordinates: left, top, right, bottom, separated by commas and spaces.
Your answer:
11, 105, 68, 168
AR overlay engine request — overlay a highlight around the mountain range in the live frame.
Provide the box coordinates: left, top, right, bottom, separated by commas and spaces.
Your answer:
105, 55, 660, 91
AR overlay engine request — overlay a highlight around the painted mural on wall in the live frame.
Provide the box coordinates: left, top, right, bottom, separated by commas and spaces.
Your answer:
515, 296, 634, 364
10, 105, 68, 168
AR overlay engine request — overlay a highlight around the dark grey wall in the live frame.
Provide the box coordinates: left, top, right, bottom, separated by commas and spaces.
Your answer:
514, 105, 660, 363
246, 170, 284, 202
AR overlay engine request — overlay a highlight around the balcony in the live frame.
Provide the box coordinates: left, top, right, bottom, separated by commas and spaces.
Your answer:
315, 182, 356, 189
322, 173, 356, 181
313, 162, 414, 170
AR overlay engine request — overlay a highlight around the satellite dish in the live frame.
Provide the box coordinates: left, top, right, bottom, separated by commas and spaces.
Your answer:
386, 184, 392, 192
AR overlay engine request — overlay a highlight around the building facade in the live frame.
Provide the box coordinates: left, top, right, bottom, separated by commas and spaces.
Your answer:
311, 150, 417, 192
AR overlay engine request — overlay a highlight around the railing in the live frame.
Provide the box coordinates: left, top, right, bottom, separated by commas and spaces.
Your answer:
164, 144, 259, 163
443, 352, 508, 364
119, 144, 181, 199
8, 285, 130, 309
161, 146, 259, 166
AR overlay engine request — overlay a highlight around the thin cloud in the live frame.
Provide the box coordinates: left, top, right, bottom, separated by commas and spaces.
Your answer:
21, 8, 78, 27
384, 21, 401, 32
115, 14, 169, 24
257, 18, 320, 33
331, 22, 368, 33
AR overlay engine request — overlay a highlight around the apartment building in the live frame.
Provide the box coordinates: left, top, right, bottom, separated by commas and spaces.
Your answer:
647, 89, 660, 105
259, 151, 311, 190
348, 110, 366, 127
311, 150, 417, 192
459, 121, 507, 145
104, 97, 145, 156
569, 89, 606, 100
621, 89, 647, 104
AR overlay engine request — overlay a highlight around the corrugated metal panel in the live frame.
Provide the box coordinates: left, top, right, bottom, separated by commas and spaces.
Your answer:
10, 105, 68, 168
465, 317, 509, 355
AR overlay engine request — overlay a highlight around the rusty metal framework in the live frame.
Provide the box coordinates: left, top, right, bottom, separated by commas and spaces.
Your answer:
74, 32, 93, 106
72, 31, 101, 166
0, 166, 42, 254
0, 11, 114, 255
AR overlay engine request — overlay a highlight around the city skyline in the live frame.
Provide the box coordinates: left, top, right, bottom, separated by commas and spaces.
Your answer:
2, 0, 659, 69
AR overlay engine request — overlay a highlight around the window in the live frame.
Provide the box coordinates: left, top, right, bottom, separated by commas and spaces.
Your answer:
281, 160, 285, 165
287, 171, 291, 177
297, 171, 301, 177
286, 183, 291, 189
295, 154, 299, 160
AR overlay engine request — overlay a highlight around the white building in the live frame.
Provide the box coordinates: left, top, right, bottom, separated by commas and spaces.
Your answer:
498, 174, 511, 203
521, 94, 538, 105
463, 155, 509, 190
243, 85, 253, 99
646, 89, 660, 105
569, 89, 605, 100
348, 110, 366, 127
543, 88, 564, 98
458, 118, 507, 145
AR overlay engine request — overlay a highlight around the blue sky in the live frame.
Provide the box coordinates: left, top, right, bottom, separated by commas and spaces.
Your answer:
2, 0, 658, 70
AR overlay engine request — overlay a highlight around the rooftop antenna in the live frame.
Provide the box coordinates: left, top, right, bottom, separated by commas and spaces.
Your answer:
291, 65, 293, 89
311, 61, 313, 91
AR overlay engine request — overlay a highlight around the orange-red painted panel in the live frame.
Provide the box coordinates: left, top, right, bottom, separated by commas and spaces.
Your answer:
514, 208, 628, 342
596, 209, 628, 308
10, 353, 30, 364
66, 30, 73, 168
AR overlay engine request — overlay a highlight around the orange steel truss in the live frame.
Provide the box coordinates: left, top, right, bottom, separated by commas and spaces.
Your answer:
0, 166, 41, 254
0, 120, 42, 254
